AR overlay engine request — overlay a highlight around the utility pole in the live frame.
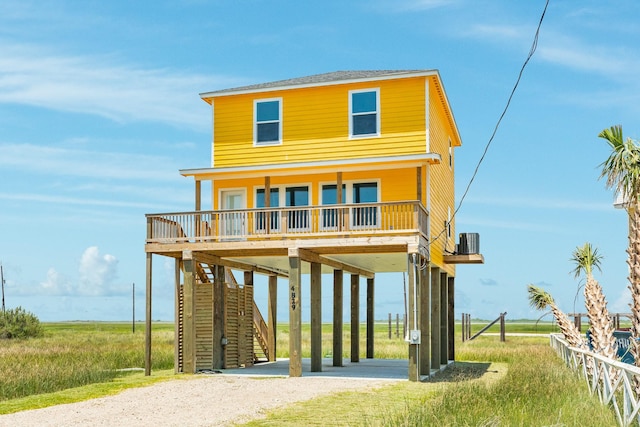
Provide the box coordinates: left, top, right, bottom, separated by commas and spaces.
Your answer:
132, 282, 135, 333
1, 263, 5, 314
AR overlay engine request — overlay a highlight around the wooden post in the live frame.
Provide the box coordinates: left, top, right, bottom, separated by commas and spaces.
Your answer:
350, 274, 360, 363
182, 256, 196, 374
440, 272, 448, 365
265, 176, 271, 234
500, 312, 506, 342
337, 172, 344, 230
174, 258, 181, 373
195, 180, 201, 211
388, 313, 392, 339
419, 259, 430, 378
430, 267, 441, 371
396, 313, 400, 338
416, 167, 422, 203
268, 275, 277, 362
366, 277, 374, 359
289, 250, 302, 377
242, 271, 254, 366
145, 252, 152, 376
333, 269, 343, 367
310, 262, 322, 372
213, 265, 225, 369
447, 277, 455, 360
407, 254, 419, 381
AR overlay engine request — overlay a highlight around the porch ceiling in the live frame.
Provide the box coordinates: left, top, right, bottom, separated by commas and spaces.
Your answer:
222, 251, 409, 276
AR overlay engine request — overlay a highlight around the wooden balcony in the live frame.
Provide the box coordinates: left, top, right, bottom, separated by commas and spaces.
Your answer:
145, 201, 429, 274
146, 201, 428, 244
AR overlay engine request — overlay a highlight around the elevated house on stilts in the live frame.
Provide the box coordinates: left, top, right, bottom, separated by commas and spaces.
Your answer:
144, 70, 483, 381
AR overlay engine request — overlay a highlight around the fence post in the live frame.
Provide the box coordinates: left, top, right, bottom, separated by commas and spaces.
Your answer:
396, 313, 400, 338
402, 313, 406, 338
500, 312, 505, 342
388, 313, 392, 339
461, 313, 467, 342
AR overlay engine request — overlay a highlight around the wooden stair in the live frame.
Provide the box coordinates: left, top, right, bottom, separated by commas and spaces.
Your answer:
216, 266, 270, 363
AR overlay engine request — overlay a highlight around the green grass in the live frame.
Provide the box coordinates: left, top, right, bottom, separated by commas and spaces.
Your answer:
0, 320, 619, 426
243, 336, 617, 426
0, 322, 174, 405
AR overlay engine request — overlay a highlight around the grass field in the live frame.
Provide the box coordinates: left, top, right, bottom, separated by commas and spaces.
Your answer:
0, 320, 618, 425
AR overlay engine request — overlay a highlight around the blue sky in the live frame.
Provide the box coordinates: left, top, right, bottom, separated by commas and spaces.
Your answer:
1, 0, 639, 323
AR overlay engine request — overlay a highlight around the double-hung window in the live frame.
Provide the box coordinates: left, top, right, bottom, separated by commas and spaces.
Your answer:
349, 89, 379, 137
254, 98, 282, 145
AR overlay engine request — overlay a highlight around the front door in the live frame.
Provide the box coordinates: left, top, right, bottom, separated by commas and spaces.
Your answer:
221, 190, 246, 238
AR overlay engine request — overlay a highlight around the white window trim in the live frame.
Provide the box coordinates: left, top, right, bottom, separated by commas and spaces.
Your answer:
253, 97, 283, 146
349, 88, 380, 139
319, 180, 381, 230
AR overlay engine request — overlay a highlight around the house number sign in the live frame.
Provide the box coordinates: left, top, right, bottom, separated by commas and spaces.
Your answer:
290, 286, 297, 310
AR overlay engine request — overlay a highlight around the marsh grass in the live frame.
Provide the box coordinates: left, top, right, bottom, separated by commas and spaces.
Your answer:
244, 335, 617, 427
0, 320, 618, 425
0, 322, 174, 402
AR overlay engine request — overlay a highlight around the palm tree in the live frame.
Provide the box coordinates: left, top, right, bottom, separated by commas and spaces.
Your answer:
598, 125, 640, 368
527, 284, 585, 348
571, 243, 617, 360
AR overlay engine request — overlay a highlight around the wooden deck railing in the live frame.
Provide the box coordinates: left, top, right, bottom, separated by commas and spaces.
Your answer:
146, 201, 428, 243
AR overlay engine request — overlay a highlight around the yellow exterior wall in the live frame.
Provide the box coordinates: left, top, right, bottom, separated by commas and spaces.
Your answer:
427, 76, 457, 275
205, 73, 460, 275
211, 77, 428, 168
212, 167, 420, 210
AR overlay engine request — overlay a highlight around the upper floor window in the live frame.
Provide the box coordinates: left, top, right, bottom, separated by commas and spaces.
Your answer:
349, 89, 379, 138
254, 98, 282, 145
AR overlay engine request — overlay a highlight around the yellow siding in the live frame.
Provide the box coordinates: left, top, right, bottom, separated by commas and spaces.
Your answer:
427, 77, 456, 276
212, 77, 427, 168
206, 73, 459, 276
212, 167, 421, 210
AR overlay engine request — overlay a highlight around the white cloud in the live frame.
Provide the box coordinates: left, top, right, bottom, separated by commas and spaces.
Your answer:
39, 268, 73, 295
370, 0, 456, 13
609, 286, 631, 314
17, 247, 124, 297
78, 246, 119, 296
0, 41, 239, 129
465, 195, 612, 212
0, 143, 182, 182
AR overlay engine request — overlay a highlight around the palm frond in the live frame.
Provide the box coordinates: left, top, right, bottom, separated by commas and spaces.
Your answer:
570, 242, 602, 278
527, 284, 554, 310
598, 125, 640, 202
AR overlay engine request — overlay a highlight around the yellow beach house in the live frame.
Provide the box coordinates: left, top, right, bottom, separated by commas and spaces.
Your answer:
144, 70, 483, 381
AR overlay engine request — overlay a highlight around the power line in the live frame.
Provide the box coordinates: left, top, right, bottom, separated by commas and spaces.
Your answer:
434, 0, 550, 249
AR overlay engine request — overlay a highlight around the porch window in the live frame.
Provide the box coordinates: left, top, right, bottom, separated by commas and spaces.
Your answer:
353, 182, 378, 227
255, 98, 281, 144
350, 89, 379, 137
256, 188, 280, 232
286, 186, 309, 230
321, 184, 345, 229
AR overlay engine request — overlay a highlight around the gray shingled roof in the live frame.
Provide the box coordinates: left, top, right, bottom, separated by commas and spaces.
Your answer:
201, 70, 435, 97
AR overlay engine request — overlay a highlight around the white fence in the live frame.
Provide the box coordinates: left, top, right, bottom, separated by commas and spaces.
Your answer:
550, 333, 640, 426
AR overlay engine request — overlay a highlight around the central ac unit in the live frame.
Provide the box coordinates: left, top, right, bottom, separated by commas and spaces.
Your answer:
458, 233, 480, 255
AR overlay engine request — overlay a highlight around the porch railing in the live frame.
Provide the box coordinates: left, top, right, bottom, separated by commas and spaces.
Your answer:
550, 333, 640, 426
146, 201, 428, 243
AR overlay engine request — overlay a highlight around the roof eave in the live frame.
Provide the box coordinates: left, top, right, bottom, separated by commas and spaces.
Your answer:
180, 153, 442, 179
199, 70, 439, 100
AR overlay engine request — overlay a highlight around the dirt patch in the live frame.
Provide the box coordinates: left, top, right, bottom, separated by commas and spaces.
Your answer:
0, 375, 392, 427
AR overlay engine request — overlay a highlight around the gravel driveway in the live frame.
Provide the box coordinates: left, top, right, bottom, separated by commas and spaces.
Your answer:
0, 375, 393, 427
